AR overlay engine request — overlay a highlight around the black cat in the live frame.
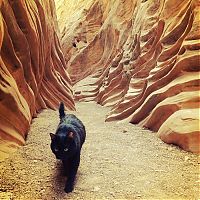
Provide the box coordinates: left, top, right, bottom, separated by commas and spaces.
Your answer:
50, 102, 86, 193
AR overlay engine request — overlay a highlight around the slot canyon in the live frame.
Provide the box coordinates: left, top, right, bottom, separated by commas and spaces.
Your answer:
0, 0, 199, 199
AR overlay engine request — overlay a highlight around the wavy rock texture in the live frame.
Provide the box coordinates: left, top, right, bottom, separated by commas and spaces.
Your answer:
0, 0, 74, 160
58, 0, 200, 152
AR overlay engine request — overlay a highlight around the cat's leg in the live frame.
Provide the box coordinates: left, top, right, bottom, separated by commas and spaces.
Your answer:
62, 159, 70, 177
64, 152, 80, 193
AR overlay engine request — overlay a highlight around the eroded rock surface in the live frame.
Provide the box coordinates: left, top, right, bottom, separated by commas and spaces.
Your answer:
58, 0, 200, 152
0, 0, 74, 160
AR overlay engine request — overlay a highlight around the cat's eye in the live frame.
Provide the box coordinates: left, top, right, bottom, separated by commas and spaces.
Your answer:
55, 148, 59, 152
64, 148, 68, 152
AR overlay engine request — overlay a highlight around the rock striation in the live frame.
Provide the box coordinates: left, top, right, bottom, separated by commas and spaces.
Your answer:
58, 0, 200, 153
0, 0, 74, 160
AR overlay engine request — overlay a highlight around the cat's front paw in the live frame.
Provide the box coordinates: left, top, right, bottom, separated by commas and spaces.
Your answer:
64, 184, 74, 193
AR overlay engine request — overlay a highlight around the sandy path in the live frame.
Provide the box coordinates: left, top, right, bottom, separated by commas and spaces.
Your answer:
0, 102, 199, 200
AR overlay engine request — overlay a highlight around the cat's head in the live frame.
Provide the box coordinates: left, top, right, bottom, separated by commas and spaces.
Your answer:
50, 131, 75, 160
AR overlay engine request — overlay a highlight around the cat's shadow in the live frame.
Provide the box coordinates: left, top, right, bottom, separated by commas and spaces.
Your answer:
51, 161, 79, 197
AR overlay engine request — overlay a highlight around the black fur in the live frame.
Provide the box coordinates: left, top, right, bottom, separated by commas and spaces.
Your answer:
59, 102, 65, 119
50, 102, 86, 193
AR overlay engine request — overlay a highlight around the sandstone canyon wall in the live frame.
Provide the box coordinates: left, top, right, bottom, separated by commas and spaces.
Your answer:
58, 0, 200, 153
0, 0, 74, 160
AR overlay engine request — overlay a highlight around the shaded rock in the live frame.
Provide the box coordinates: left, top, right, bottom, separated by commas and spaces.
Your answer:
57, 0, 200, 153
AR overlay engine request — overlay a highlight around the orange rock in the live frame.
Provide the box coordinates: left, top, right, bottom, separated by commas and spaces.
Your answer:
57, 0, 200, 152
0, 0, 74, 160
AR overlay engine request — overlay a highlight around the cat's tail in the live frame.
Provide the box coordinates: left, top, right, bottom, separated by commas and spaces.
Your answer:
59, 102, 65, 119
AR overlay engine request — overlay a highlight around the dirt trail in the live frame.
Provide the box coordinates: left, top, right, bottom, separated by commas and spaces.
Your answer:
0, 102, 199, 200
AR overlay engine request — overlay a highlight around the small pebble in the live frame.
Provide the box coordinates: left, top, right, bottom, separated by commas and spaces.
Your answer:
93, 186, 100, 192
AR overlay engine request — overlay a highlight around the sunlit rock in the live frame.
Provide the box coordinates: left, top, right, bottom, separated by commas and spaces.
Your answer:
0, 0, 74, 160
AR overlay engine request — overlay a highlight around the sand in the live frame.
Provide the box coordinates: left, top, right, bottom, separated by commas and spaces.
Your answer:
0, 102, 199, 200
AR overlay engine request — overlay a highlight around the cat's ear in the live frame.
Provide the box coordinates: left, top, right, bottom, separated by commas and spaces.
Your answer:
68, 132, 74, 139
50, 133, 56, 140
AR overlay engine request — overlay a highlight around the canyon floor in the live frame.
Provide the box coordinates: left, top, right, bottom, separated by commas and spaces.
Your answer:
0, 102, 199, 200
